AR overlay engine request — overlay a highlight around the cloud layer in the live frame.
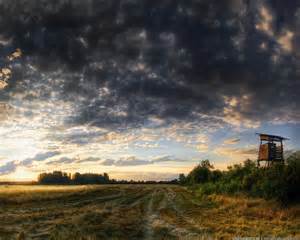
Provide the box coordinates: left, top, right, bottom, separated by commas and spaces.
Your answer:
0, 1, 299, 179
0, 0, 298, 130
0, 151, 60, 175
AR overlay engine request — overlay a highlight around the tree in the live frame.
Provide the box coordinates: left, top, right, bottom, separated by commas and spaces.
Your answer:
187, 160, 214, 184
38, 171, 70, 184
103, 173, 109, 182
179, 173, 186, 185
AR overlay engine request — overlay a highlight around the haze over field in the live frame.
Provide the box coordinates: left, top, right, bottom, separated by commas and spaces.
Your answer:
0, 0, 299, 181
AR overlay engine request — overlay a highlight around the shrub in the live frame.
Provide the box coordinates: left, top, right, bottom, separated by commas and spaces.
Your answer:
186, 160, 214, 184
183, 153, 300, 204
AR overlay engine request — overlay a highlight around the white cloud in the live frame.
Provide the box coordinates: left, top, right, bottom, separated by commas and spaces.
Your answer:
213, 145, 257, 164
255, 6, 274, 36
223, 138, 240, 145
277, 30, 294, 53
222, 95, 260, 129
197, 144, 209, 152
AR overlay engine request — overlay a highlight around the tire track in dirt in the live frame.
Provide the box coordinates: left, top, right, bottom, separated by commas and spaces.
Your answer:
157, 187, 209, 239
144, 190, 155, 240
146, 187, 207, 240
143, 187, 178, 239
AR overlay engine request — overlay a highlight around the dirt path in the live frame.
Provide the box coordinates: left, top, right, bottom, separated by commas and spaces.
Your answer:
141, 187, 202, 239
143, 190, 156, 240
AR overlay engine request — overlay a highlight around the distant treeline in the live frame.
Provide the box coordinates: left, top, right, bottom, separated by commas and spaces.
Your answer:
38, 171, 178, 185
179, 152, 300, 204
38, 172, 110, 184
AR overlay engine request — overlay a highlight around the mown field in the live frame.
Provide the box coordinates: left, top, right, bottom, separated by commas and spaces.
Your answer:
0, 185, 299, 240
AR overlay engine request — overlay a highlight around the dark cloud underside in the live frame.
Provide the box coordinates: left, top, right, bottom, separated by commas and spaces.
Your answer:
0, 0, 299, 130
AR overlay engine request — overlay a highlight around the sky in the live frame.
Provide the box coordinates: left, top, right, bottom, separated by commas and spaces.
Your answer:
0, 0, 299, 181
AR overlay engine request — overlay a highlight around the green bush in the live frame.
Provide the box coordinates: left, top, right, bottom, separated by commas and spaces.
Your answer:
181, 152, 300, 204
198, 182, 218, 195
186, 160, 214, 184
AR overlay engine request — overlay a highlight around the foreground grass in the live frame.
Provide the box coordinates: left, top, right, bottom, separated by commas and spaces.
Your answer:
0, 185, 299, 240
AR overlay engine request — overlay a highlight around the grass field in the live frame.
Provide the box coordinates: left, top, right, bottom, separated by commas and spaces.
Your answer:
0, 185, 299, 240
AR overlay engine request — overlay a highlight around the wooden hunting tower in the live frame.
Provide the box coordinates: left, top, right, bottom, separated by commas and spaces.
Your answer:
257, 133, 288, 167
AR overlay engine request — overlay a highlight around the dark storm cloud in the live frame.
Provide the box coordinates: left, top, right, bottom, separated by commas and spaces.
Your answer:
46, 128, 107, 146
47, 156, 101, 165
0, 151, 61, 175
46, 157, 74, 165
76, 157, 101, 163
101, 155, 179, 166
101, 157, 151, 166
21, 151, 61, 166
0, 161, 17, 175
0, 0, 299, 129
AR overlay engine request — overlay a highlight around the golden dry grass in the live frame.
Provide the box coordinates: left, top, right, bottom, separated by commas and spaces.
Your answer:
195, 194, 300, 239
0, 185, 298, 240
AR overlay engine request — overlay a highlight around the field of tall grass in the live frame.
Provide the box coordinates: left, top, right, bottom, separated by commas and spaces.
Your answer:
0, 184, 299, 240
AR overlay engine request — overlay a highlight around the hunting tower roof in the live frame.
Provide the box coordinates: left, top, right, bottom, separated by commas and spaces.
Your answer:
256, 133, 289, 142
